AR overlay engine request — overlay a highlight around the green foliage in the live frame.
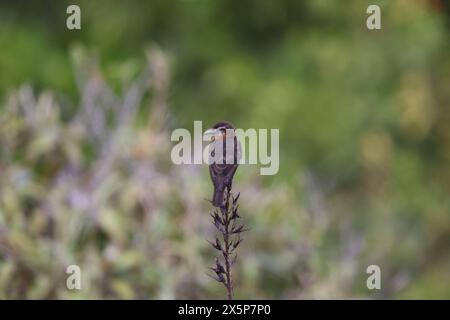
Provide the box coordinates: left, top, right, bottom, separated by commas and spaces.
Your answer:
0, 0, 450, 299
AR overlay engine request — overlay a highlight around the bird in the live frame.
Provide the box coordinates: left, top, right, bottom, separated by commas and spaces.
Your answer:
205, 121, 240, 207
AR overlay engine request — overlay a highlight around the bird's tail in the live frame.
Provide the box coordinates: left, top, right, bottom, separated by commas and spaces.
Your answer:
212, 188, 225, 207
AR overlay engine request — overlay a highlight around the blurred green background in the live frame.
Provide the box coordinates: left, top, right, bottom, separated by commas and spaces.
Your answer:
0, 0, 449, 299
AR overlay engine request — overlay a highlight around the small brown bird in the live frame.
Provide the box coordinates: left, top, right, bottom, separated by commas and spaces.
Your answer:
205, 121, 240, 207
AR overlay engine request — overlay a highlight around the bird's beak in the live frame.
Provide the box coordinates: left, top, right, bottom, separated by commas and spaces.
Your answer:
204, 128, 219, 141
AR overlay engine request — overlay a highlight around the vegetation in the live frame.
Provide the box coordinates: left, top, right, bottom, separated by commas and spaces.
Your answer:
0, 0, 449, 299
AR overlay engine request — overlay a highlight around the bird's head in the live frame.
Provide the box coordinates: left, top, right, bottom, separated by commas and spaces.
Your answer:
205, 121, 235, 141
212, 121, 234, 130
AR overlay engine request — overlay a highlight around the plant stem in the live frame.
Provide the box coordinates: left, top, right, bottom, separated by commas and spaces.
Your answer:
223, 202, 233, 300
209, 189, 245, 300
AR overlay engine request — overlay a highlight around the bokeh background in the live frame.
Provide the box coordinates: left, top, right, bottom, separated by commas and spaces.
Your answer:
0, 0, 449, 299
